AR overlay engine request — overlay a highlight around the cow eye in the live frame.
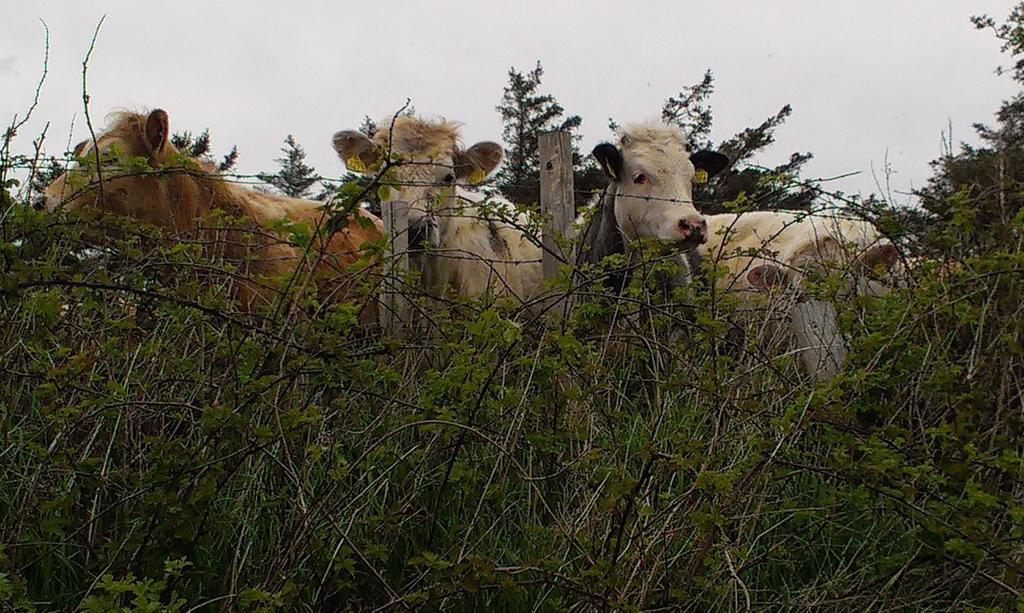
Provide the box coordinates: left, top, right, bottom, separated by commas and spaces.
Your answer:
442, 173, 455, 184
633, 173, 647, 185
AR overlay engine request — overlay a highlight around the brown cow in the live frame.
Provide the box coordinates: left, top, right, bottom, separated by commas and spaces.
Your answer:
44, 109, 383, 313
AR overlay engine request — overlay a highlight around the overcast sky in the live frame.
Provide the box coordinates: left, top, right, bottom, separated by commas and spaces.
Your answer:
2, 1, 1020, 205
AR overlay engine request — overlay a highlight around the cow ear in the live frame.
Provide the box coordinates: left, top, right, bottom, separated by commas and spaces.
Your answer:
455, 141, 503, 182
71, 140, 89, 158
332, 130, 381, 173
593, 143, 624, 181
144, 109, 170, 158
747, 263, 789, 289
859, 242, 900, 273
690, 150, 729, 178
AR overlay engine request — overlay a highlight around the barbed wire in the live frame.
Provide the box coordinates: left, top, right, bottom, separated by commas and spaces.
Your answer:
5, 156, 880, 219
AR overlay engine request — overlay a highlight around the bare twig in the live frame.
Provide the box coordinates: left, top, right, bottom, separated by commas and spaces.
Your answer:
81, 16, 107, 203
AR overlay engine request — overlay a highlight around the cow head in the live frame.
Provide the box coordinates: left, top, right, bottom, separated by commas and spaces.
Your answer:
592, 123, 727, 248
332, 115, 503, 229
747, 238, 902, 297
42, 109, 214, 230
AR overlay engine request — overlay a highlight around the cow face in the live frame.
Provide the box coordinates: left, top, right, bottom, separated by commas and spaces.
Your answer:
332, 116, 503, 229
593, 124, 727, 249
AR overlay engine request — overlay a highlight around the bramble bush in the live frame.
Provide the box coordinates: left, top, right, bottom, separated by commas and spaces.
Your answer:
1, 162, 1023, 611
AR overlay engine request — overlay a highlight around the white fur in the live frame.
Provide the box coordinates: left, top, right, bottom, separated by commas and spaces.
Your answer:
423, 188, 544, 302
612, 123, 704, 242
335, 116, 544, 303
700, 210, 895, 301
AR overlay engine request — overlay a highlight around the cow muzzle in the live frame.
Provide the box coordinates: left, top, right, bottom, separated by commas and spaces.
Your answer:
676, 217, 708, 248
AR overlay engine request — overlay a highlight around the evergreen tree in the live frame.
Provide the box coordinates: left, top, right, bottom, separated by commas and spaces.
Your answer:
358, 115, 378, 140
661, 69, 715, 150
495, 61, 584, 207
972, 5, 1024, 81
257, 135, 322, 199
654, 71, 814, 214
29, 157, 64, 205
491, 64, 811, 215
170, 129, 239, 172
913, 5, 1024, 253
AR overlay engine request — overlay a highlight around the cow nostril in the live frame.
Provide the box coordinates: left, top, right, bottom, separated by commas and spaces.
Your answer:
677, 218, 708, 244
678, 218, 704, 232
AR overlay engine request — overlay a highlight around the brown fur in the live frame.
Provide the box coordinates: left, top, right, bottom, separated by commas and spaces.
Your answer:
46, 110, 384, 313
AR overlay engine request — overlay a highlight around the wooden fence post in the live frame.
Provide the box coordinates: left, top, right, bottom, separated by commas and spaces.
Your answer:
539, 131, 574, 319
790, 298, 847, 381
380, 199, 410, 336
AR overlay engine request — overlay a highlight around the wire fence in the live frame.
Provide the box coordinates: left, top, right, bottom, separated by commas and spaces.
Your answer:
4, 156, 886, 225
3, 140, 905, 272
2, 114, 910, 292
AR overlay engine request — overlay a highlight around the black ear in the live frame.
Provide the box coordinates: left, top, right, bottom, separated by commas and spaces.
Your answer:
592, 143, 624, 181
690, 150, 729, 178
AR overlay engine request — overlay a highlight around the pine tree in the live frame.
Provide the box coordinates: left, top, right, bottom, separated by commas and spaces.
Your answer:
358, 115, 378, 140
661, 69, 715, 150
654, 71, 814, 214
491, 65, 812, 214
29, 157, 64, 204
913, 5, 1024, 253
170, 129, 238, 172
257, 135, 322, 199
495, 61, 584, 207
972, 5, 1024, 81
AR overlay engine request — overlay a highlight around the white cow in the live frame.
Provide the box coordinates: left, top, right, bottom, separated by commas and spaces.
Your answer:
697, 209, 900, 379
334, 116, 730, 306
576, 122, 729, 291
423, 187, 544, 301
333, 115, 543, 303
700, 210, 899, 298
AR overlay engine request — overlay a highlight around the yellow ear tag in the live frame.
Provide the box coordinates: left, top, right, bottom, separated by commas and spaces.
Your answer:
468, 169, 486, 185
694, 169, 709, 184
346, 156, 367, 172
